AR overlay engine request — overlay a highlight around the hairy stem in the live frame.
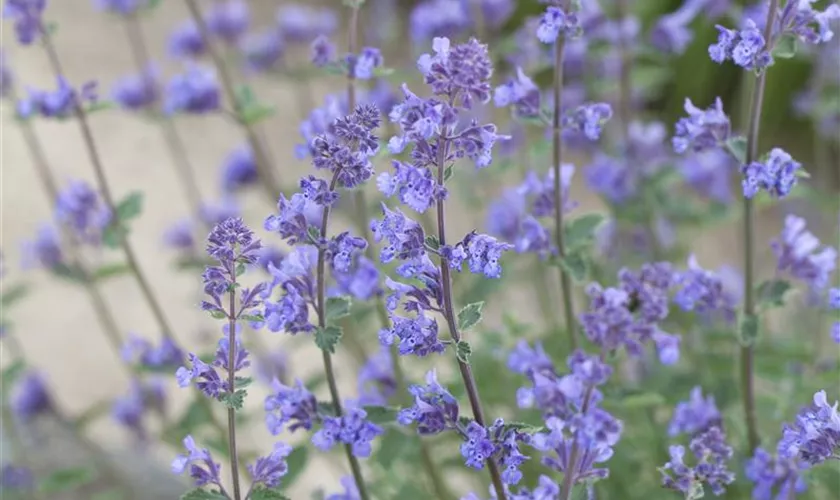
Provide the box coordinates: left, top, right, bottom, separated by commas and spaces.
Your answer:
740, 0, 779, 454
317, 173, 371, 500
182, 0, 282, 201
226, 286, 242, 500
551, 36, 578, 350
435, 140, 508, 500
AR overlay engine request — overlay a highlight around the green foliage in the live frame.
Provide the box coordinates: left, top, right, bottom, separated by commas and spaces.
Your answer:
282, 446, 310, 491
315, 325, 343, 353
249, 487, 291, 500
180, 489, 228, 500
739, 313, 760, 346
725, 136, 748, 164
102, 191, 144, 248
773, 34, 798, 59
457, 301, 484, 331
52, 262, 89, 283
221, 389, 247, 410
557, 251, 590, 282
0, 283, 29, 307
235, 85, 276, 125
93, 262, 131, 281
1, 359, 26, 392
326, 296, 352, 322
564, 213, 606, 252
756, 279, 794, 309
38, 466, 98, 494
362, 405, 399, 424
455, 340, 472, 364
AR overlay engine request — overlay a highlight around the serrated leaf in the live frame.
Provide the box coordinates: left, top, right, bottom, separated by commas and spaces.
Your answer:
326, 296, 352, 322
234, 376, 253, 390
457, 301, 484, 331
282, 446, 309, 490
240, 313, 264, 322
456, 340, 472, 363
444, 165, 453, 181
249, 487, 290, 500
424, 235, 440, 250
558, 251, 589, 282
739, 313, 759, 346
93, 262, 131, 281
756, 279, 794, 309
773, 34, 797, 59
725, 136, 748, 163
180, 489, 228, 500
315, 325, 343, 353
39, 467, 97, 494
362, 405, 398, 424
0, 283, 29, 307
564, 213, 606, 251
220, 389, 247, 410
115, 191, 143, 221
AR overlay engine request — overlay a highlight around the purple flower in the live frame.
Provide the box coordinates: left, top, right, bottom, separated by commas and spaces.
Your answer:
111, 65, 159, 110
171, 435, 223, 488
417, 37, 492, 108
745, 448, 807, 500
741, 148, 801, 198
121, 335, 184, 369
313, 407, 383, 458
652, 0, 723, 54
672, 97, 731, 154
772, 215, 837, 291
168, 21, 205, 59
220, 145, 258, 192
94, 0, 145, 15
205, 0, 249, 43
410, 0, 470, 42
164, 65, 220, 114
678, 149, 735, 204
780, 1, 840, 45
201, 197, 240, 226
11, 371, 52, 419
310, 35, 336, 67
310, 104, 380, 188
327, 232, 367, 273
669, 387, 722, 437
661, 426, 735, 496
176, 353, 226, 398
562, 103, 612, 141
398, 370, 459, 435
494, 67, 541, 118
829, 288, 840, 343
112, 378, 166, 441
239, 28, 284, 72
673, 255, 737, 321
264, 379, 319, 434
276, 4, 338, 43
709, 19, 772, 71
349, 47, 383, 80
163, 218, 196, 253
777, 390, 840, 466
0, 464, 33, 491
507, 340, 554, 376
333, 256, 381, 301
253, 348, 288, 385
0, 50, 13, 97
379, 312, 445, 357
3, 0, 46, 45
21, 223, 63, 269
461, 421, 497, 469
264, 193, 318, 245
357, 347, 396, 406
17, 77, 98, 119
370, 204, 426, 264
448, 232, 513, 279
326, 476, 361, 500
54, 180, 111, 244
248, 442, 293, 489
377, 160, 443, 213
536, 6, 581, 44
263, 246, 317, 334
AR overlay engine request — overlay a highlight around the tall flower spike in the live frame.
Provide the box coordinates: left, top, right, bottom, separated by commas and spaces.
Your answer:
669, 387, 722, 437
171, 435, 224, 488
660, 426, 735, 497
772, 215, 837, 292
672, 97, 731, 154
709, 19, 772, 71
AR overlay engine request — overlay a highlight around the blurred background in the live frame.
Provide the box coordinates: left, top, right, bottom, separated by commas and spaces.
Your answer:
1, 0, 838, 498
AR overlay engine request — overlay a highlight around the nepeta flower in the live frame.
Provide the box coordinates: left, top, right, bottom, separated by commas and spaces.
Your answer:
164, 65, 220, 114
171, 435, 223, 488
537, 6, 581, 44
0, 464, 33, 491
740, 148, 801, 198
652, 0, 722, 54
3, 0, 46, 45
772, 215, 837, 291
111, 65, 159, 110
370, 204, 427, 264
672, 97, 731, 154
777, 390, 840, 466
239, 28, 284, 72
253, 348, 288, 386
660, 426, 735, 496
17, 77, 98, 119
461, 421, 497, 470
418, 37, 492, 108
533, 411, 622, 484
205, 0, 249, 43
94, 0, 145, 15
311, 35, 336, 67
462, 419, 531, 486
326, 476, 361, 500
200, 217, 264, 317
112, 378, 166, 441
410, 0, 470, 42
669, 387, 722, 437
348, 47, 383, 80
398, 370, 459, 435
21, 223, 63, 269
313, 407, 384, 458
176, 353, 226, 398
377, 160, 444, 213
709, 19, 772, 71
445, 231, 513, 279
54, 180, 111, 244
264, 379, 319, 434
263, 246, 317, 334
562, 103, 613, 141
121, 335, 184, 369
168, 21, 206, 59
249, 442, 293, 489
357, 347, 396, 406
379, 312, 445, 356
163, 218, 196, 253
745, 448, 807, 500
494, 67, 541, 118
678, 149, 735, 204
673, 255, 737, 321
276, 4, 337, 43
332, 256, 381, 301
310, 104, 380, 188
829, 288, 840, 343
220, 145, 258, 192
11, 371, 52, 419
778, 0, 840, 45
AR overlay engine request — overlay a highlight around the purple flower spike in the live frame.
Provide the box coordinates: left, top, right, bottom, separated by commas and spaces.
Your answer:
777, 390, 840, 466
772, 215, 837, 291
311, 35, 336, 67
171, 435, 224, 488
398, 370, 459, 435
745, 447, 807, 500
494, 67, 541, 118
111, 65, 160, 111
164, 65, 220, 114
709, 19, 772, 71
563, 103, 613, 141
661, 426, 735, 496
417, 37, 493, 108
740, 148, 801, 199
312, 407, 383, 458
249, 442, 293, 489
264, 379, 319, 435
536, 6, 581, 44
168, 21, 206, 59
669, 387, 722, 437
55, 180, 111, 245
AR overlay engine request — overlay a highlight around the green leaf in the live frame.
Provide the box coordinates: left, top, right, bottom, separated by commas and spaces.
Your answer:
457, 301, 484, 331
773, 34, 797, 59
93, 262, 131, 281
424, 235, 440, 250
456, 340, 472, 364
234, 85, 256, 108
756, 279, 794, 309
1, 359, 26, 392
361, 405, 398, 424
240, 104, 276, 125
86, 100, 114, 114
51, 263, 88, 283
115, 191, 144, 221
179, 489, 228, 500
102, 224, 127, 249
249, 487, 290, 500
0, 283, 29, 307
375, 428, 419, 468
738, 313, 759, 346
39, 466, 98, 494
326, 296, 352, 322
621, 391, 666, 410
91, 489, 124, 500
240, 313, 265, 323
315, 325, 343, 353
236, 263, 246, 276
282, 446, 309, 490
500, 421, 545, 434
725, 136, 748, 163
558, 251, 589, 282
209, 310, 227, 320
444, 165, 453, 181
564, 213, 606, 251
234, 376, 253, 390
220, 389, 247, 410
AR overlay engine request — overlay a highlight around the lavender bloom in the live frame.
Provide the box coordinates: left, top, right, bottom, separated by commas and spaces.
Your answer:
112, 378, 166, 441
674, 255, 737, 321
311, 35, 336, 67
249, 442, 293, 489
777, 390, 840, 466
709, 19, 772, 71
446, 232, 513, 279
678, 149, 735, 204
10, 371, 52, 419
220, 145, 258, 192
562, 103, 613, 141
200, 217, 264, 316
168, 21, 205, 59
54, 180, 111, 244
462, 419, 531, 486
0, 50, 13, 97
21, 223, 63, 269
111, 66, 159, 110
461, 421, 497, 470
377, 160, 443, 214
164, 65, 220, 114
772, 215, 837, 291
370, 204, 427, 264
672, 97, 731, 154
669, 387, 722, 437
410, 0, 470, 42
507, 340, 554, 376
357, 347, 396, 406
121, 335, 184, 369
17, 77, 98, 119
264, 379, 319, 434
311, 104, 380, 188
745, 448, 807, 499
312, 407, 384, 458
494, 67, 541, 119
263, 246, 317, 334
533, 411, 622, 484
660, 426, 735, 496
253, 348, 288, 385
537, 6, 581, 44
379, 312, 445, 357
829, 288, 840, 343
205, 0, 249, 43
3, 0, 46, 45
327, 476, 361, 500
163, 218, 196, 253
398, 370, 459, 435
778, 0, 840, 45
741, 148, 801, 198
333, 256, 382, 301
171, 435, 224, 488
176, 353, 226, 398
240, 29, 284, 73
418, 37, 492, 108
652, 0, 724, 54
276, 4, 338, 43
348, 47, 383, 80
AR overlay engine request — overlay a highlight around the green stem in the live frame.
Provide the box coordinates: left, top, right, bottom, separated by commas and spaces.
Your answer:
226, 284, 242, 500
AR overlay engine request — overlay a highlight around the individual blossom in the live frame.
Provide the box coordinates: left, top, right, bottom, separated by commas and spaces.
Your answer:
264, 378, 319, 435
21, 223, 63, 270
494, 67, 541, 119
276, 4, 338, 43
740, 148, 801, 199
669, 387, 722, 438
652, 0, 729, 54
171, 435, 224, 488
239, 28, 284, 73
772, 215, 837, 291
248, 442, 293, 490
461, 419, 531, 486
220, 145, 258, 192
562, 102, 613, 141
16, 77, 98, 119
10, 371, 53, 420
111, 65, 160, 111
112, 378, 166, 441
660, 426, 735, 497
312, 407, 384, 458
673, 255, 737, 322
205, 0, 249, 44
445, 231, 514, 279
379, 311, 445, 356
776, 390, 840, 466
709, 19, 771, 71
121, 335, 184, 369
332, 256, 382, 301
3, 0, 47, 45
164, 65, 220, 114
310, 35, 336, 67
672, 97, 731, 154
347, 47, 383, 80
168, 20, 205, 59
327, 232, 367, 273
829, 288, 840, 343
745, 447, 807, 500
536, 5, 582, 44
54, 179, 111, 244
398, 369, 459, 435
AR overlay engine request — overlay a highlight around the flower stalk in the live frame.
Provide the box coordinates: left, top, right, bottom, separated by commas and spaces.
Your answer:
226, 280, 242, 500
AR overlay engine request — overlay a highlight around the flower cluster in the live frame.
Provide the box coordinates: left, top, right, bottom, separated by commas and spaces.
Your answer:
10, 371, 53, 420
111, 378, 166, 442
672, 97, 731, 155
313, 407, 384, 458
54, 180, 111, 244
111, 65, 159, 111
537, 3, 582, 44
673, 255, 737, 322
660, 426, 735, 496
709, 19, 771, 72
121, 335, 184, 370
668, 386, 722, 438
771, 215, 837, 292
4, 0, 47, 45
164, 65, 220, 115
740, 148, 802, 198
398, 370, 460, 434
17, 77, 98, 119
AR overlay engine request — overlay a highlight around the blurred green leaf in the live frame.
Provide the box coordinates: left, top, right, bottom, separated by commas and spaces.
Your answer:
564, 213, 606, 251
772, 34, 797, 59
93, 263, 131, 282
115, 191, 143, 221
39, 467, 97, 494
326, 296, 352, 322
0, 283, 29, 307
725, 136, 748, 163
282, 446, 309, 491
180, 489, 227, 500
249, 488, 290, 500
558, 251, 589, 282
739, 313, 759, 346
756, 279, 794, 309
456, 340, 472, 364
362, 405, 399, 424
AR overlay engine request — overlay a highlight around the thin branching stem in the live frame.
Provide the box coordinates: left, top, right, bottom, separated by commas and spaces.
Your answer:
226, 284, 243, 500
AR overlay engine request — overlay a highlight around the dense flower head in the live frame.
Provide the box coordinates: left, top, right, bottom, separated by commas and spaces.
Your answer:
377, 160, 444, 213
3, 0, 46, 45
537, 5, 582, 44
171, 435, 223, 488
660, 426, 735, 496
494, 67, 541, 118
709, 19, 772, 71
669, 387, 722, 438
461, 421, 497, 470
740, 148, 802, 199
21, 223, 63, 269
239, 28, 284, 72
418, 37, 493, 108
263, 246, 317, 334
461, 419, 533, 487
398, 370, 459, 434
205, 0, 249, 43
54, 180, 111, 244
10, 371, 52, 420
164, 65, 220, 114
312, 407, 384, 458
206, 216, 262, 267
370, 204, 427, 264
264, 379, 319, 434
310, 35, 336, 67
17, 77, 98, 119
112, 378, 166, 441
379, 311, 445, 356
276, 4, 338, 43
220, 145, 258, 192
168, 21, 206, 59
111, 66, 159, 111
348, 47, 384, 80
777, 390, 840, 466
772, 215, 837, 291
121, 335, 184, 369
248, 442, 293, 489
327, 232, 367, 273
745, 447, 807, 500
562, 102, 613, 141
264, 192, 320, 246
672, 97, 731, 154
310, 104, 380, 188
673, 255, 737, 322
444, 231, 514, 279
